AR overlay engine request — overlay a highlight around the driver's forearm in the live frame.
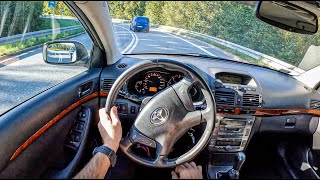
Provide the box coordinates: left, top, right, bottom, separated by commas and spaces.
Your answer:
73, 152, 110, 179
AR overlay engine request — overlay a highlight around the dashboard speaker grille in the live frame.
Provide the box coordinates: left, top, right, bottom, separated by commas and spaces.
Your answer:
214, 91, 235, 105
243, 94, 261, 106
117, 63, 127, 69
310, 99, 320, 110
101, 79, 115, 92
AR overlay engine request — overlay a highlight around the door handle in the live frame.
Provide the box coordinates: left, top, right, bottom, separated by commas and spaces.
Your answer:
78, 81, 93, 98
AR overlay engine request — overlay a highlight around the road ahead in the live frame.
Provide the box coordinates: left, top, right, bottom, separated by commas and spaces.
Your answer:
0, 23, 237, 115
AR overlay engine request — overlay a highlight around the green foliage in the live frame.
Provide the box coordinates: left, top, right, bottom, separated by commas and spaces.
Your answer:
0, 1, 79, 38
0, 1, 45, 38
144, 1, 165, 24
109, 1, 146, 20
0, 1, 84, 56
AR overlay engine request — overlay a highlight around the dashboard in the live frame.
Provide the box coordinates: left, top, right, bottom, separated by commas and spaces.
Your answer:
100, 55, 320, 155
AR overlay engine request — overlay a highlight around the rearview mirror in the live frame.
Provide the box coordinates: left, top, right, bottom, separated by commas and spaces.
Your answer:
43, 40, 89, 65
255, 1, 318, 34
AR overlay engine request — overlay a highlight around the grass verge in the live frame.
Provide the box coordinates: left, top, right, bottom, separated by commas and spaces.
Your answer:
171, 30, 269, 67
40, 18, 80, 30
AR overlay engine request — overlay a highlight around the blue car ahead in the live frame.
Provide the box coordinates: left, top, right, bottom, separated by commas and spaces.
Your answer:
130, 16, 150, 32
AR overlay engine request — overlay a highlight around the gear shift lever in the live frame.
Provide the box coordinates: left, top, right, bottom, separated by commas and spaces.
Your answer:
227, 152, 246, 179
233, 152, 246, 171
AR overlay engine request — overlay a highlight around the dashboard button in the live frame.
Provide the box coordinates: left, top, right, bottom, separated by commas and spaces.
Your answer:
245, 129, 250, 136
130, 106, 136, 114
78, 123, 84, 131
74, 135, 80, 142
70, 134, 75, 142
241, 140, 247, 147
210, 139, 216, 145
247, 119, 254, 125
78, 111, 86, 119
72, 123, 78, 130
218, 132, 226, 135
225, 145, 232, 151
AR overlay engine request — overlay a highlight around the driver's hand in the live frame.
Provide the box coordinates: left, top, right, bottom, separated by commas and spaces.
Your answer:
171, 162, 203, 179
98, 106, 122, 152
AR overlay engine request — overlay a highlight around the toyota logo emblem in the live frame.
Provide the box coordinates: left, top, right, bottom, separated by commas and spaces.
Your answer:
150, 107, 169, 125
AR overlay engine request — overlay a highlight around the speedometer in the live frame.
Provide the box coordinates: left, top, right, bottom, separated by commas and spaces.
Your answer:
142, 72, 166, 95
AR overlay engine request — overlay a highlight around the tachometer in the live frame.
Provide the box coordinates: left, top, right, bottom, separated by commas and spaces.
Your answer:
142, 72, 166, 95
167, 74, 183, 86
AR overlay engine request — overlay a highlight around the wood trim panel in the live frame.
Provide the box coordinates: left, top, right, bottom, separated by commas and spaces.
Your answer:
10, 92, 108, 161
217, 106, 320, 116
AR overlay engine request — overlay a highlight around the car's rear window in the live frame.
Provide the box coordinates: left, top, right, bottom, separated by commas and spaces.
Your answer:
136, 17, 149, 23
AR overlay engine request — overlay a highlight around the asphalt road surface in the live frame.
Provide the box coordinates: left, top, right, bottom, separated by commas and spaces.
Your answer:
0, 23, 237, 115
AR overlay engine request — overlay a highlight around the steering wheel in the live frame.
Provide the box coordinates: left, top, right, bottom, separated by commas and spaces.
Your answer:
105, 59, 216, 168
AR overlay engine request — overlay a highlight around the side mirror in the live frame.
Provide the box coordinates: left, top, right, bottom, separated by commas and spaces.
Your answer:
255, 1, 318, 34
43, 40, 89, 66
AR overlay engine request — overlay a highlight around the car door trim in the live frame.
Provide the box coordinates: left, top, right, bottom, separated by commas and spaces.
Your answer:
9, 92, 108, 161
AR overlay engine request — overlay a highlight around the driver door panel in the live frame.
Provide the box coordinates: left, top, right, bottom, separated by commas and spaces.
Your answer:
0, 69, 101, 178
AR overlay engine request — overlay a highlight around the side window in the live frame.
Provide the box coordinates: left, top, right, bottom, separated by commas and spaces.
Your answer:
0, 1, 93, 115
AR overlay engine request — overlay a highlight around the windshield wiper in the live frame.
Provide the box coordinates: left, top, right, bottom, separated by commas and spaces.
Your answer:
123, 52, 223, 61
184, 53, 213, 58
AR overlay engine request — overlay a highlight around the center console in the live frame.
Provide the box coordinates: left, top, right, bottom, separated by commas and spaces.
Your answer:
207, 71, 261, 179
209, 115, 255, 153
207, 115, 256, 179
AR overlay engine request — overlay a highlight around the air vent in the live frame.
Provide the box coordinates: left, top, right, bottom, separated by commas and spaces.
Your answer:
117, 63, 127, 69
310, 99, 320, 110
214, 91, 235, 105
243, 94, 261, 107
101, 79, 115, 92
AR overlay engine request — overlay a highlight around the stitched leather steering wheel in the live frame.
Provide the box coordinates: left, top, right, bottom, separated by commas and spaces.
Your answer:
105, 59, 216, 168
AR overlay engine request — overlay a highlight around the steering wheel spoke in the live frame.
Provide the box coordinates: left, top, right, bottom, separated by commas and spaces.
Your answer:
171, 78, 197, 112
180, 110, 202, 129
153, 154, 175, 166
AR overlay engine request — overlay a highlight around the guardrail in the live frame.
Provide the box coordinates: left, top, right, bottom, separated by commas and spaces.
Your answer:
112, 18, 131, 24
154, 24, 305, 75
0, 25, 82, 46
40, 15, 78, 21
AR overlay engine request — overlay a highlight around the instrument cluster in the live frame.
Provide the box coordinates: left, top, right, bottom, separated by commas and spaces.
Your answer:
127, 68, 200, 100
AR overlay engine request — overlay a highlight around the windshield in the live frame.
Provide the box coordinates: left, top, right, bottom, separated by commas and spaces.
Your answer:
136, 17, 149, 24
110, 1, 320, 75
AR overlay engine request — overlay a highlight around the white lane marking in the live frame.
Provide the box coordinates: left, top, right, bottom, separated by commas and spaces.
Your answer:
113, 24, 136, 54
0, 56, 17, 63
126, 30, 138, 54
0, 52, 32, 63
164, 32, 216, 57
